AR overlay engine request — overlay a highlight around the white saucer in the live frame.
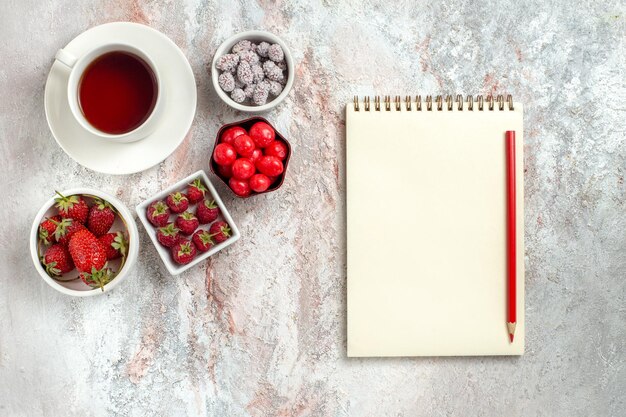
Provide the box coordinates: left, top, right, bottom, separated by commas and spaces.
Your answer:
44, 22, 197, 175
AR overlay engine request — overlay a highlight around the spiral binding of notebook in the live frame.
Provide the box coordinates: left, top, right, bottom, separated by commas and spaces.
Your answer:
353, 94, 515, 112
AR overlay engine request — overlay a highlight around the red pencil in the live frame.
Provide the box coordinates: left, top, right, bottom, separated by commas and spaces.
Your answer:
506, 131, 516, 343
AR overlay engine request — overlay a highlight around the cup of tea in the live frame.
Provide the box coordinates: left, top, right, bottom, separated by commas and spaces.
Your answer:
55, 43, 163, 143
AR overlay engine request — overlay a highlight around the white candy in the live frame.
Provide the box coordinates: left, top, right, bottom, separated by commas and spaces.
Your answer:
268, 80, 283, 96
253, 81, 270, 105
215, 54, 239, 72
256, 41, 270, 58
232, 40, 253, 54
263, 61, 284, 82
238, 50, 260, 65
244, 84, 256, 98
231, 88, 246, 103
268, 44, 284, 62
251, 64, 265, 83
218, 72, 235, 92
237, 61, 254, 85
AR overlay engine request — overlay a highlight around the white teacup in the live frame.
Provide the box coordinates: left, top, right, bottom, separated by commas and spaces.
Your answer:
55, 43, 163, 143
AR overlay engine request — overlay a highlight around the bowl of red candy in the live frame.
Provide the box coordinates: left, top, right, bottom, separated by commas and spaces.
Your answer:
210, 117, 291, 197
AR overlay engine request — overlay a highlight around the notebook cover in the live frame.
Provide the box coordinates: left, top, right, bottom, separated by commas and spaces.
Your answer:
346, 102, 524, 356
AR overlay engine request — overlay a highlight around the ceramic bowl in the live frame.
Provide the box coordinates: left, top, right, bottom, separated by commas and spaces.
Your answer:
211, 30, 294, 112
135, 170, 240, 275
210, 116, 291, 198
30, 188, 139, 296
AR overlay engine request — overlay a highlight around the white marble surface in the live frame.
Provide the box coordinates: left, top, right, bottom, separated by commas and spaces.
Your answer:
1, 1, 625, 416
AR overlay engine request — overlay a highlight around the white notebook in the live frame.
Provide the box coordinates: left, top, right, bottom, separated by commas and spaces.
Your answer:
346, 95, 524, 356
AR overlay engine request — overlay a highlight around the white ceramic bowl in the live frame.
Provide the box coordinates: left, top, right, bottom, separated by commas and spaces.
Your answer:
30, 188, 139, 296
135, 170, 240, 275
211, 30, 294, 112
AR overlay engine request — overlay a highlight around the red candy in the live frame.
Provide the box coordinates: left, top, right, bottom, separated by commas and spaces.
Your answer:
248, 148, 263, 165
229, 177, 251, 197
249, 122, 275, 148
264, 140, 288, 160
249, 174, 271, 192
232, 158, 255, 180
220, 126, 247, 145
213, 143, 237, 166
256, 155, 284, 177
233, 134, 255, 157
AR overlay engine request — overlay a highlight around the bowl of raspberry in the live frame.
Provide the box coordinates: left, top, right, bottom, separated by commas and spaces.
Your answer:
211, 30, 294, 112
30, 188, 139, 296
211, 117, 291, 198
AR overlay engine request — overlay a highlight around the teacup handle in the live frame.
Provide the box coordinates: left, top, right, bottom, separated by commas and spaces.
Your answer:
55, 48, 77, 68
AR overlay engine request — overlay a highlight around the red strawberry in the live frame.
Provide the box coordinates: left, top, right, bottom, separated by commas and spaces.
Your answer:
68, 229, 110, 291
156, 223, 181, 248
39, 215, 62, 245
209, 221, 231, 243
171, 239, 196, 264
196, 199, 220, 224
87, 198, 115, 237
186, 179, 208, 204
53, 218, 87, 246
55, 191, 89, 224
41, 244, 74, 277
147, 201, 170, 227
166, 192, 189, 213
175, 211, 199, 235
192, 229, 215, 252
99, 231, 127, 260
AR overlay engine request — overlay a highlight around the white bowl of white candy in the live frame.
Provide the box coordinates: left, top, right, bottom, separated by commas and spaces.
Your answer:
212, 30, 294, 113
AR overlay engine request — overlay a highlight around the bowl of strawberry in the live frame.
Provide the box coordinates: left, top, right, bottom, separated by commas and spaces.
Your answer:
30, 189, 139, 296
136, 170, 240, 275
211, 117, 290, 197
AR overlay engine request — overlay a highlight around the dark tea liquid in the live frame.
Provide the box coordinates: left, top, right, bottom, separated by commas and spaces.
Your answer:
79, 51, 157, 135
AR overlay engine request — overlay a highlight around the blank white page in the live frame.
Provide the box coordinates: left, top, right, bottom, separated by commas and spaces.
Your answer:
346, 101, 524, 356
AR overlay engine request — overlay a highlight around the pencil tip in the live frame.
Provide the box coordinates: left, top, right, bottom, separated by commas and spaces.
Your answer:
507, 322, 517, 343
